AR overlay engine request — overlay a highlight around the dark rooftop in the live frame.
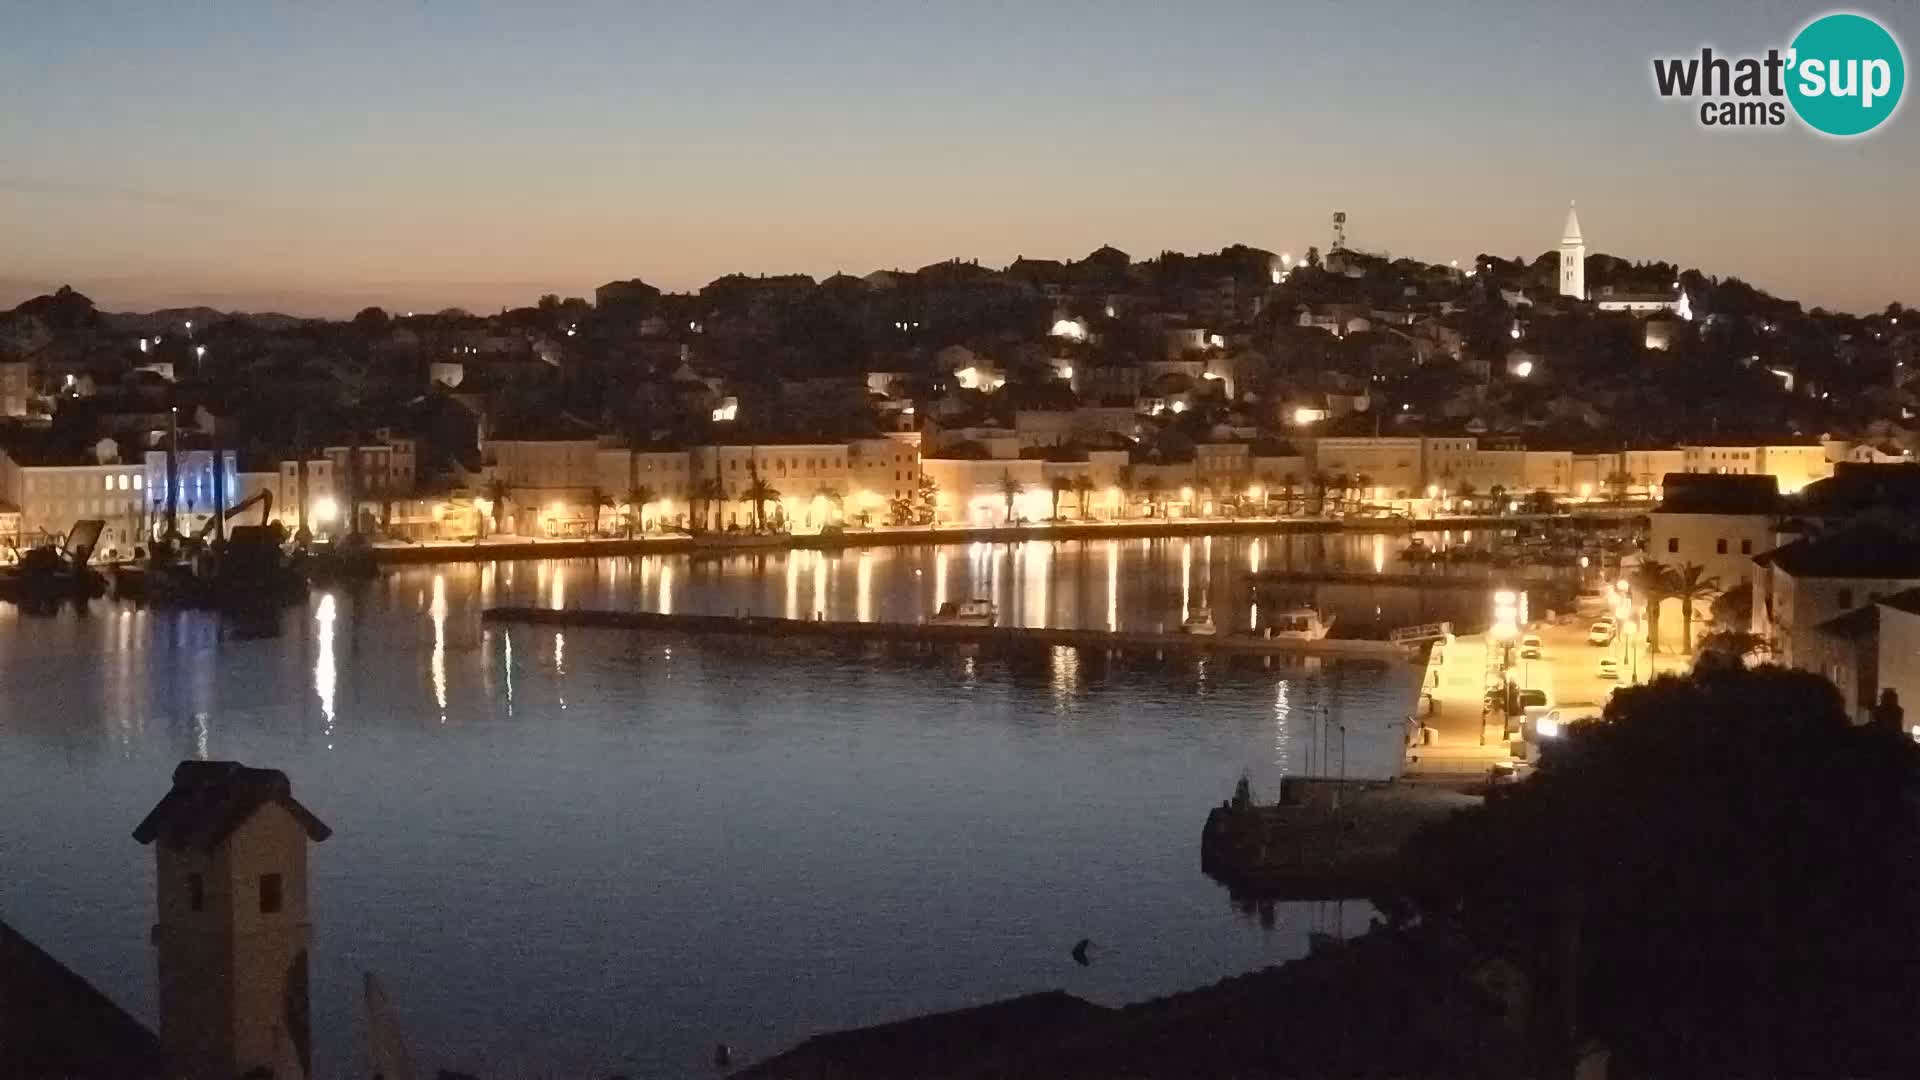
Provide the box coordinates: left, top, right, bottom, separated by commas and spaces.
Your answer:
1797, 462, 1920, 518
730, 991, 1107, 1080
132, 760, 331, 851
1766, 523, 1920, 581
1654, 473, 1781, 515
732, 930, 1523, 1079
1880, 587, 1920, 618
0, 919, 163, 1079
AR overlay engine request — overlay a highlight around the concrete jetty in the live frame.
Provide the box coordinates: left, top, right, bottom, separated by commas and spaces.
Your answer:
1201, 777, 1480, 899
481, 606, 1421, 661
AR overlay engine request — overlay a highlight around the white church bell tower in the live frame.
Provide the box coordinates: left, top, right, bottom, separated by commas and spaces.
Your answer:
1559, 202, 1586, 300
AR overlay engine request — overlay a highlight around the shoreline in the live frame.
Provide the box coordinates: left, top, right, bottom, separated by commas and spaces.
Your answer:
369, 508, 1646, 565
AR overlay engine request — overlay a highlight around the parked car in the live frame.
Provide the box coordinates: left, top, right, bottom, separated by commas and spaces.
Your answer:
1597, 657, 1620, 679
1588, 618, 1617, 645
1519, 634, 1542, 659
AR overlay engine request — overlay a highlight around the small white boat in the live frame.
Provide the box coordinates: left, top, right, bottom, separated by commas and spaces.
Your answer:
1268, 607, 1334, 641
931, 598, 997, 627
1180, 607, 1219, 636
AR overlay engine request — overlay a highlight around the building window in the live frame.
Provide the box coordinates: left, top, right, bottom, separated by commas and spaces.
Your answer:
188, 873, 204, 912
1741, 539, 1753, 554
1838, 588, 1854, 610
1716, 539, 1728, 555
259, 873, 284, 914
1667, 537, 1679, 553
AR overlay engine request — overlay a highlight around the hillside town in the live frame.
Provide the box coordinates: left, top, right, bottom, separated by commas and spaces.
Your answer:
3, 207, 1914, 559
0, 209, 1908, 557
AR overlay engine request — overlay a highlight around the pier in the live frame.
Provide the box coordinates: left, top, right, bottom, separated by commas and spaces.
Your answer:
481, 606, 1419, 660
1200, 777, 1481, 899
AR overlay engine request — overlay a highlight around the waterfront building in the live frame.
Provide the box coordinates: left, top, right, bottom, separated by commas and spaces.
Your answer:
0, 442, 147, 553
1682, 440, 1831, 493
847, 434, 922, 525
1299, 435, 1424, 502
690, 440, 852, 531
483, 417, 601, 536
1650, 473, 1782, 588
594, 447, 693, 532
920, 455, 1047, 524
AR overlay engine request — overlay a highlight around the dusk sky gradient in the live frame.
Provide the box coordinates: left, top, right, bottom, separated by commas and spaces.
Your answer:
4, 1, 1915, 316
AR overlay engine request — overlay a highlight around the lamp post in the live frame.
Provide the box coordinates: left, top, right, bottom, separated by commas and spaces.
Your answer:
1490, 589, 1521, 743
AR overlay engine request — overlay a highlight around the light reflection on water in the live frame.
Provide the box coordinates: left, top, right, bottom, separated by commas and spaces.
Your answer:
0, 532, 1451, 1078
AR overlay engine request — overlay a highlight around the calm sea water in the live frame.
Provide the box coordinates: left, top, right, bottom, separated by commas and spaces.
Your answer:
0, 532, 1456, 1078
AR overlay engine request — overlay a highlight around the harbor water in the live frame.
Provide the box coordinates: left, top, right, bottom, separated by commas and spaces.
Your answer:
0, 531, 1492, 1076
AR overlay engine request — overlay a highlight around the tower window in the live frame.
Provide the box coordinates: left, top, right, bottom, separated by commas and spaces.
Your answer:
259, 873, 284, 914
188, 873, 204, 912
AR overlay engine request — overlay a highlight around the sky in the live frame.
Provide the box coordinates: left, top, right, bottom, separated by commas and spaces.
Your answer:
2, 0, 1915, 317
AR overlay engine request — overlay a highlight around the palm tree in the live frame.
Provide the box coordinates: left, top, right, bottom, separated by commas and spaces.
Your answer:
913, 475, 939, 524
1454, 479, 1476, 510
1071, 474, 1095, 519
695, 477, 726, 533
481, 477, 510, 536
1132, 474, 1162, 519
590, 487, 612, 537
1354, 473, 1375, 511
998, 471, 1022, 524
744, 476, 781, 532
1604, 469, 1634, 502
815, 485, 844, 528
1673, 562, 1722, 654
625, 484, 657, 536
1048, 476, 1072, 520
1488, 484, 1508, 515
1279, 471, 1299, 516
1632, 559, 1679, 653
1310, 471, 1334, 516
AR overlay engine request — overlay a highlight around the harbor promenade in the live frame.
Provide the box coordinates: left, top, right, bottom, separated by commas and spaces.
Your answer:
482, 606, 1415, 661
370, 507, 1645, 565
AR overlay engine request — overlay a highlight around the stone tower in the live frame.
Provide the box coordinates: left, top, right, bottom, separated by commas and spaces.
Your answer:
1559, 202, 1586, 300
134, 761, 331, 1079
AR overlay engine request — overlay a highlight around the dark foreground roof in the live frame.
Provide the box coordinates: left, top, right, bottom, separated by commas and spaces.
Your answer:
0, 919, 163, 1079
731, 991, 1106, 1080
1654, 473, 1781, 515
132, 760, 331, 850
1768, 524, 1920, 581
733, 930, 1523, 1079
1798, 463, 1920, 519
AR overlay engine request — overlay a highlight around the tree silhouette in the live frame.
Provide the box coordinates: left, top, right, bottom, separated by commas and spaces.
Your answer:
744, 475, 781, 532
1049, 476, 1072, 520
1632, 559, 1679, 652
625, 484, 657, 537
1673, 562, 1721, 654
1070, 474, 1095, 519
1384, 666, 1920, 1077
998, 471, 1022, 524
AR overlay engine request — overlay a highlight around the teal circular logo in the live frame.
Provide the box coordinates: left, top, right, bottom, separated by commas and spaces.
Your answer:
1787, 13, 1905, 136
